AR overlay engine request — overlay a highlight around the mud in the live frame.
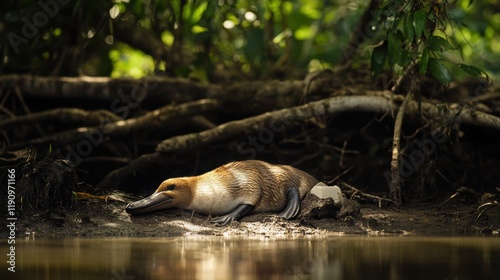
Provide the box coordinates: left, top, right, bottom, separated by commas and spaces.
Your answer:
3, 194, 499, 238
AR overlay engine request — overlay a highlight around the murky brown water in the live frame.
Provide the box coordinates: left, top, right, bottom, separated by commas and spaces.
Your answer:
2, 236, 499, 280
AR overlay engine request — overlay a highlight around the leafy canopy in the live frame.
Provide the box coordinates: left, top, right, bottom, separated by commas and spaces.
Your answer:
0, 0, 498, 81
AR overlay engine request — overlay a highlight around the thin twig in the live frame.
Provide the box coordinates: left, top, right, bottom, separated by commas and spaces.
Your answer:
339, 182, 392, 207
327, 166, 354, 185
339, 141, 347, 167
472, 201, 499, 224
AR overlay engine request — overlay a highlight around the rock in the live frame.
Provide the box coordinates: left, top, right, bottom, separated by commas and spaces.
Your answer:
337, 198, 361, 218
310, 183, 343, 202
301, 186, 360, 219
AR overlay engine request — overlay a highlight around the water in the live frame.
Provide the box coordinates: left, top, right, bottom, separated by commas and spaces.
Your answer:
2, 236, 499, 280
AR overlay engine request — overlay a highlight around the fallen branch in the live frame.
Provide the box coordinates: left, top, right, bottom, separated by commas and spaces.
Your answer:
339, 182, 392, 207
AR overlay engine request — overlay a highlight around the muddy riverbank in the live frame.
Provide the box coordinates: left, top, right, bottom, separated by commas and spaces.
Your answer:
2, 195, 499, 238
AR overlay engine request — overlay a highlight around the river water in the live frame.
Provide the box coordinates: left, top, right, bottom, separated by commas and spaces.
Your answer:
2, 236, 499, 280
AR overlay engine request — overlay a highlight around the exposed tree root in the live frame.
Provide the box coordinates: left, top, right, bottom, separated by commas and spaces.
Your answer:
389, 93, 412, 206
7, 99, 220, 149
3, 74, 500, 198
0, 108, 121, 129
96, 153, 170, 189
97, 94, 500, 189
0, 75, 213, 104
156, 94, 500, 153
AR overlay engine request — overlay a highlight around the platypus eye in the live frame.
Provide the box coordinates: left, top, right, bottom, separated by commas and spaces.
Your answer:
166, 184, 175, 190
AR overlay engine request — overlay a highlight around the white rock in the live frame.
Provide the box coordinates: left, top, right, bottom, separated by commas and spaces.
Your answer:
310, 183, 343, 203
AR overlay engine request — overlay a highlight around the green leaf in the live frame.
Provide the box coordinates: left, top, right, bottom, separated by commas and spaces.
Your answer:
188, 2, 208, 24
387, 32, 402, 70
419, 47, 429, 75
413, 10, 426, 40
428, 58, 451, 85
371, 42, 387, 77
457, 64, 483, 77
404, 13, 414, 42
429, 36, 452, 52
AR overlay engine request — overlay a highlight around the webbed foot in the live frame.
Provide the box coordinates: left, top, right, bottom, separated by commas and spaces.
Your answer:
278, 187, 301, 219
210, 204, 254, 226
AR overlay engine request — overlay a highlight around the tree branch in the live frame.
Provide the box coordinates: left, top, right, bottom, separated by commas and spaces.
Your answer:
113, 21, 169, 61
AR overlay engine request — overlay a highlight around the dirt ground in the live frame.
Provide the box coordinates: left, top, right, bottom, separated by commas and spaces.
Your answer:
3, 194, 499, 238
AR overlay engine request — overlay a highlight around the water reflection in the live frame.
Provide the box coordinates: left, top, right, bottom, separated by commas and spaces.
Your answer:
2, 236, 499, 279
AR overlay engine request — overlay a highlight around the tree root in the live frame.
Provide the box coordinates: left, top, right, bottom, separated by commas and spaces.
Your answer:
0, 108, 121, 129
97, 94, 500, 189
389, 93, 412, 206
96, 153, 170, 189
7, 99, 220, 149
0, 74, 213, 104
156, 94, 500, 153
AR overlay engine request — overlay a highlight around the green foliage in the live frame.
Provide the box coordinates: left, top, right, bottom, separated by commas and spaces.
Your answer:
0, 0, 113, 76
428, 57, 451, 85
370, 0, 495, 87
371, 42, 387, 77
0, 0, 498, 81
109, 44, 154, 78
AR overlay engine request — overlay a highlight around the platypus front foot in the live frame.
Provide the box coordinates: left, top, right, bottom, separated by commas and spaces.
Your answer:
210, 204, 254, 226
210, 215, 236, 226
278, 187, 301, 219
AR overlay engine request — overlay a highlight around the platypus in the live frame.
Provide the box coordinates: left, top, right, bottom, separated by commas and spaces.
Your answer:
125, 160, 319, 225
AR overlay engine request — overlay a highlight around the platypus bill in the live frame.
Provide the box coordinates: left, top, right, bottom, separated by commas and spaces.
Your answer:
125, 160, 319, 225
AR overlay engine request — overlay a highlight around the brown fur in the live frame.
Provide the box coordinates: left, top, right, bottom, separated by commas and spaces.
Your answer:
156, 160, 318, 215
151, 160, 319, 215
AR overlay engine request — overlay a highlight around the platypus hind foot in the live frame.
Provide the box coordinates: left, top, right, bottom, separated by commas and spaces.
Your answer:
210, 204, 255, 226
278, 187, 301, 219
